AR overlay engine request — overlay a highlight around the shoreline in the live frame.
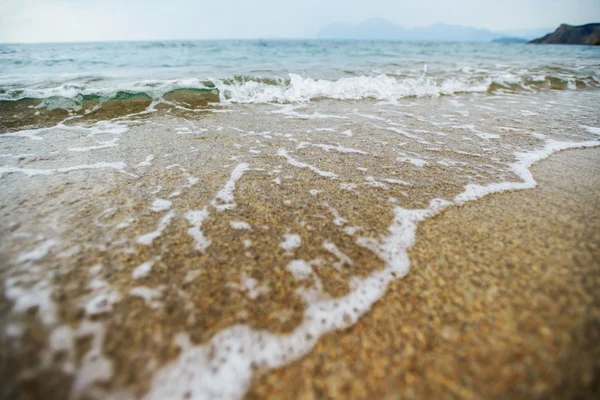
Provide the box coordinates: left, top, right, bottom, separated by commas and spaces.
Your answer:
247, 147, 600, 399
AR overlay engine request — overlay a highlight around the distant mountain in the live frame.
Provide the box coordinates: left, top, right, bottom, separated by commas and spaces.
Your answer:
317, 19, 553, 42
492, 37, 528, 44
530, 23, 600, 45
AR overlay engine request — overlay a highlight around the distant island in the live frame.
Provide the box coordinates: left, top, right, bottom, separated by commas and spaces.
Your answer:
317, 19, 553, 42
492, 37, 528, 44
529, 23, 600, 45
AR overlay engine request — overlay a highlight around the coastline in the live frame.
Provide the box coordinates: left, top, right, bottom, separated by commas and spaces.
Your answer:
247, 147, 600, 399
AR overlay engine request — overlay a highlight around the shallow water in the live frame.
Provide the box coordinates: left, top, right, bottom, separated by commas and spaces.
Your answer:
1, 40, 599, 105
1, 41, 600, 399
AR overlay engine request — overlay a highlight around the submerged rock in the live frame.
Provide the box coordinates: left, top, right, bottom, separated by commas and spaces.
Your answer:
163, 88, 220, 108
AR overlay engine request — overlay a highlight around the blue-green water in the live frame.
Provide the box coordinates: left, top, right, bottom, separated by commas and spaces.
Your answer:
1, 40, 599, 103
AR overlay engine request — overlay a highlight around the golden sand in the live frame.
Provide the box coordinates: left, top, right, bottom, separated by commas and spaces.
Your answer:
247, 148, 600, 399
1, 91, 599, 399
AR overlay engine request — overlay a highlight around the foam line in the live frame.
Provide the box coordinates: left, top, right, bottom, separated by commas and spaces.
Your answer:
68, 138, 119, 152
185, 208, 211, 252
143, 139, 600, 400
277, 149, 338, 178
136, 210, 175, 246
212, 163, 250, 211
0, 162, 127, 178
455, 139, 600, 204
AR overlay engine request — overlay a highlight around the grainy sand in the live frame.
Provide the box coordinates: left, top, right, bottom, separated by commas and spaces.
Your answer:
1, 89, 599, 399
247, 148, 600, 400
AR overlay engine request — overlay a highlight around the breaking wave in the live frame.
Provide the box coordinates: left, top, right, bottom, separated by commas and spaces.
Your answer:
216, 73, 491, 103
0, 72, 598, 110
213, 72, 598, 103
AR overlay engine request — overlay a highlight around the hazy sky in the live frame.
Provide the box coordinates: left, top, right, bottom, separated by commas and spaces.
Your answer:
1, 0, 599, 43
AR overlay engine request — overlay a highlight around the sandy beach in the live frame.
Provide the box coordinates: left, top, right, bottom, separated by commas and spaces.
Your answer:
3, 3, 600, 396
1, 61, 599, 399
248, 147, 600, 399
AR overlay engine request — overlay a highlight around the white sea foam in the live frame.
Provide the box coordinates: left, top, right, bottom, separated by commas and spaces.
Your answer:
150, 185, 163, 195
141, 136, 600, 400
286, 259, 314, 279
582, 126, 600, 136
239, 273, 269, 300
0, 162, 127, 178
0, 128, 47, 141
5, 323, 24, 338
520, 109, 538, 116
455, 139, 600, 204
312, 143, 367, 154
84, 276, 121, 316
216, 73, 490, 103
323, 241, 354, 271
280, 234, 301, 252
12, 292, 114, 390
68, 138, 119, 152
475, 132, 501, 140
364, 176, 389, 189
396, 157, 428, 168
0, 78, 218, 104
1, 121, 129, 143
130, 286, 164, 308
73, 322, 113, 395
185, 208, 211, 252
137, 154, 155, 167
2, 68, 594, 108
150, 198, 172, 212
383, 178, 411, 186
212, 163, 250, 211
143, 198, 449, 400
132, 260, 155, 280
0, 153, 35, 158
230, 221, 252, 230
277, 149, 337, 178
136, 210, 175, 245
271, 105, 348, 120
17, 239, 58, 263
453, 124, 500, 139
385, 126, 420, 140
4, 276, 56, 326
166, 166, 200, 198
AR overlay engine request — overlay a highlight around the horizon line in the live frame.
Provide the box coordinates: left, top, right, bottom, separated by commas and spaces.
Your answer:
0, 20, 571, 46
0, 37, 542, 46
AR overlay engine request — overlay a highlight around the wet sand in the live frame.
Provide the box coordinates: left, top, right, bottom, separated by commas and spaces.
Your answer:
1, 90, 599, 399
247, 147, 600, 400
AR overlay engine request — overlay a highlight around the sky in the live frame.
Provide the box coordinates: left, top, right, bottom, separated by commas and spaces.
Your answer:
1, 0, 599, 43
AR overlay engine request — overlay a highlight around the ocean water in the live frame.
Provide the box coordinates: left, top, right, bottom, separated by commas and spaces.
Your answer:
1, 41, 600, 399
1, 40, 599, 105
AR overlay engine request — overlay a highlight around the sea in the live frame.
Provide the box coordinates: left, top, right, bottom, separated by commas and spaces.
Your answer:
1, 40, 600, 105
1, 40, 599, 399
